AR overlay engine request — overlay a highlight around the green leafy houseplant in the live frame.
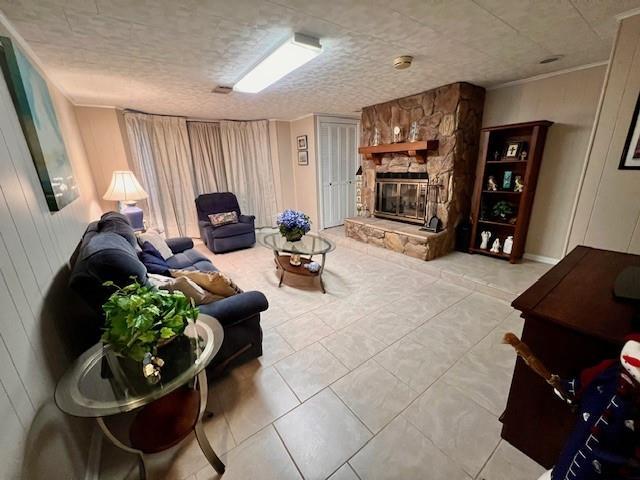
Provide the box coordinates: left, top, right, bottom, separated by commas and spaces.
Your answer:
492, 201, 515, 221
101, 279, 200, 362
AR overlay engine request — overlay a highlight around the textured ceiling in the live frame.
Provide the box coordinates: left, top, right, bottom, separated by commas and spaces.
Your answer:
1, 0, 638, 120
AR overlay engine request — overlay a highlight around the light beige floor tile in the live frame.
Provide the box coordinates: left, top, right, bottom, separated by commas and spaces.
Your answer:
411, 292, 511, 353
349, 416, 471, 480
391, 280, 472, 323
215, 367, 299, 443
276, 342, 348, 401
320, 323, 387, 370
275, 388, 371, 480
227, 330, 295, 381
195, 426, 301, 480
403, 381, 501, 476
276, 312, 335, 351
328, 463, 359, 480
312, 298, 377, 330
441, 327, 516, 417
353, 309, 417, 346
260, 303, 294, 330
374, 336, 461, 393
332, 360, 418, 433
478, 440, 546, 480
110, 238, 550, 480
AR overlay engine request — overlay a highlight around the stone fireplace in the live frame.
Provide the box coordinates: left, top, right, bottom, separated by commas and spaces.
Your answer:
346, 82, 485, 260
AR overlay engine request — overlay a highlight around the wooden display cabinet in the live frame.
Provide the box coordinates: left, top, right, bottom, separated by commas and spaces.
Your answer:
469, 120, 552, 263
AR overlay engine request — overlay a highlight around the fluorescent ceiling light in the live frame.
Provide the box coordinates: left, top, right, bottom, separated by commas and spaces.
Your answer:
234, 33, 322, 93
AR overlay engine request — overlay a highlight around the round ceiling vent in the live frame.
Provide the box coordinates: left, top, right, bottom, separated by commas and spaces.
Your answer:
394, 55, 414, 70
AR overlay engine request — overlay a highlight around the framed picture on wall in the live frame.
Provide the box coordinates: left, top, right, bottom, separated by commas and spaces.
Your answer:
620, 92, 640, 169
0, 36, 78, 211
297, 135, 308, 150
297, 150, 308, 166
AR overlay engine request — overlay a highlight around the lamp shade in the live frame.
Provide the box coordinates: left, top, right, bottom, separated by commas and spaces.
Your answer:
103, 171, 148, 202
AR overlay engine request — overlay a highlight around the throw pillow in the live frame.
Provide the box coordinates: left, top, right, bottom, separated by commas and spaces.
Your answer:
138, 242, 170, 276
148, 273, 219, 305
170, 269, 241, 298
137, 230, 173, 260
208, 211, 238, 227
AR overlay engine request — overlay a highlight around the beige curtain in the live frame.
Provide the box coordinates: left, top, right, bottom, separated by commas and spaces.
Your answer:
187, 121, 228, 193
219, 120, 278, 227
124, 112, 199, 238
188, 120, 278, 227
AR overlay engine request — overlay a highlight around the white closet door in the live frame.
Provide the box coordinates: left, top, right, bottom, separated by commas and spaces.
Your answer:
319, 118, 359, 229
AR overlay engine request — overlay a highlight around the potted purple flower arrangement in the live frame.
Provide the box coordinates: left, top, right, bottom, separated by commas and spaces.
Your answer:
277, 209, 311, 242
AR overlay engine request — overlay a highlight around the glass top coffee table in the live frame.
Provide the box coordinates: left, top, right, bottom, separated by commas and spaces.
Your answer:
55, 315, 225, 479
258, 232, 335, 293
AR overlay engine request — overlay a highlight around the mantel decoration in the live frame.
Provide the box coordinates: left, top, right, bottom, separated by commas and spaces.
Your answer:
101, 279, 199, 382
0, 36, 78, 211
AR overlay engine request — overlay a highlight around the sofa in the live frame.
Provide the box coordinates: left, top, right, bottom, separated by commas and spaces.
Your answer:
196, 192, 256, 253
68, 212, 268, 375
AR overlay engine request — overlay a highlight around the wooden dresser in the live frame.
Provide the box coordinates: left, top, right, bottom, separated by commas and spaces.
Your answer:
502, 246, 640, 467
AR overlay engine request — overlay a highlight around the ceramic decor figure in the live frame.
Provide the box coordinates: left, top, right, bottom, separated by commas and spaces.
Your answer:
490, 238, 501, 253
503, 236, 514, 255
480, 231, 492, 250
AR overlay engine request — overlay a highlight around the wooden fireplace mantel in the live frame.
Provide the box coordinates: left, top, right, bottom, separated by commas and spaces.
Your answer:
358, 140, 439, 164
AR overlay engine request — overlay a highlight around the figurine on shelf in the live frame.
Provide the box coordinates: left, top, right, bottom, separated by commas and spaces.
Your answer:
372, 128, 381, 147
493, 151, 501, 161
519, 150, 528, 161
487, 176, 498, 191
480, 231, 492, 250
514, 175, 524, 193
408, 121, 419, 142
490, 238, 501, 253
503, 235, 514, 255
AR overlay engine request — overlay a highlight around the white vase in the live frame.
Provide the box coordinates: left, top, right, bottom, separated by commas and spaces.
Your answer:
503, 235, 514, 255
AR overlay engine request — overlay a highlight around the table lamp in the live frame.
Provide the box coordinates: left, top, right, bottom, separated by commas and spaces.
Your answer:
103, 170, 148, 231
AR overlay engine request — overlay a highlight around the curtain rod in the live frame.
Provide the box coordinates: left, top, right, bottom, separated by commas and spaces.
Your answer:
123, 108, 269, 124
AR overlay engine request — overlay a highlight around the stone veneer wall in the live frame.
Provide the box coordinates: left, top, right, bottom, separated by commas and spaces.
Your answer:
355, 82, 485, 256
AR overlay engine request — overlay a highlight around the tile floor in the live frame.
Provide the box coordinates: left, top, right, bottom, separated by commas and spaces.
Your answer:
101, 228, 551, 480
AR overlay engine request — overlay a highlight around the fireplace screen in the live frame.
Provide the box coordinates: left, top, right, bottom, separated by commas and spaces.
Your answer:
375, 178, 428, 224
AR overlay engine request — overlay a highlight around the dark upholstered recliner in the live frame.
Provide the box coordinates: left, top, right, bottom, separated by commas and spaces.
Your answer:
196, 193, 256, 253
68, 212, 267, 376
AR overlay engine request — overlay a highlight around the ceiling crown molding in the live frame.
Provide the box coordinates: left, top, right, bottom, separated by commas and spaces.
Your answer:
487, 61, 608, 91
615, 7, 640, 21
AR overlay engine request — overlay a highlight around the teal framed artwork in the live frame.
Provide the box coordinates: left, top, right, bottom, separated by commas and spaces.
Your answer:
0, 36, 78, 211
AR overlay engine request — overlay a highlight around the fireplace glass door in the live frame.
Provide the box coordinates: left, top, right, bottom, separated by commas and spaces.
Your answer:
399, 183, 418, 217
378, 183, 398, 215
375, 179, 428, 224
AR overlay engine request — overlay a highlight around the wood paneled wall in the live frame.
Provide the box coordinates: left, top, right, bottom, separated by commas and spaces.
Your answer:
569, 15, 640, 254
0, 45, 102, 479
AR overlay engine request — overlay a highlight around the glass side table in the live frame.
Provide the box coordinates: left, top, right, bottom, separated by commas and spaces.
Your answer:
258, 232, 335, 293
55, 315, 225, 479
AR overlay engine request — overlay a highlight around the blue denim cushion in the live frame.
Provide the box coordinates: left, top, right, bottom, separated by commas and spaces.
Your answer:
138, 241, 170, 275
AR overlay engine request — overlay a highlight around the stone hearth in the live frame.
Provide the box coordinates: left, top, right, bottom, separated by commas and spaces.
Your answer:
344, 217, 449, 261
351, 82, 485, 261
